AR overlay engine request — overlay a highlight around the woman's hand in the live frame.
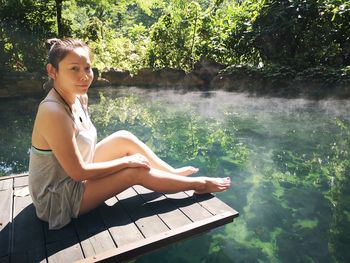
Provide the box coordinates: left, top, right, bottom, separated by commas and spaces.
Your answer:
123, 153, 151, 170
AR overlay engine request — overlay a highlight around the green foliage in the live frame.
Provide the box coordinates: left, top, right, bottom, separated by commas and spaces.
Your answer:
244, 0, 350, 69
147, 1, 202, 71
1, 0, 349, 75
61, 0, 156, 72
200, 0, 265, 66
146, 0, 264, 70
0, 0, 57, 71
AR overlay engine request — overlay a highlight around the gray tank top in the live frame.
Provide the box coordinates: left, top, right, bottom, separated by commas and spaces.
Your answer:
29, 98, 97, 229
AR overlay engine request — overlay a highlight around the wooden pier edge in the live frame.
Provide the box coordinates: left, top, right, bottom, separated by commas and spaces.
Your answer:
0, 172, 28, 180
77, 211, 238, 263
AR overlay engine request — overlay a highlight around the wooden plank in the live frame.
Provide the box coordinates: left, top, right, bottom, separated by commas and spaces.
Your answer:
11, 194, 46, 263
39, 179, 84, 263
133, 186, 192, 229
98, 197, 144, 247
13, 176, 28, 188
77, 212, 235, 263
79, 232, 115, 259
0, 178, 12, 191
165, 191, 212, 221
74, 209, 116, 258
185, 191, 239, 218
0, 179, 12, 259
44, 221, 77, 243
44, 222, 84, 262
1, 174, 239, 263
46, 239, 84, 263
116, 187, 170, 238
0, 173, 28, 181
11, 175, 84, 262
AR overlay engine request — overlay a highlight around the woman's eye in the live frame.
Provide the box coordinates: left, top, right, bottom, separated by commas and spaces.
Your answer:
71, 67, 79, 71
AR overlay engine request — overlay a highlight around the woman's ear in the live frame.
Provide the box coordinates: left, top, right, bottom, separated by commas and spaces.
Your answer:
46, 63, 57, 80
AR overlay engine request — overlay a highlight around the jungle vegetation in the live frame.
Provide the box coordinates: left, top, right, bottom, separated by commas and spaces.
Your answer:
0, 0, 349, 79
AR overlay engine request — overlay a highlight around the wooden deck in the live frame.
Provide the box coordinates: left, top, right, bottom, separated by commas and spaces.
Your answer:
0, 173, 239, 262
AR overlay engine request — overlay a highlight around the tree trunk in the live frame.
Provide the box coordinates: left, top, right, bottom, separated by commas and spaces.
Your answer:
55, 0, 63, 37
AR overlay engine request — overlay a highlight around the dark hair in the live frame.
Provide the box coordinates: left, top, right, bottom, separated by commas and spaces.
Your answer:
45, 38, 90, 69
43, 38, 91, 90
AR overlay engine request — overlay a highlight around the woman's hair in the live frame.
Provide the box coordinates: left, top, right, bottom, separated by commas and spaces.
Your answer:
45, 38, 90, 69
43, 38, 91, 90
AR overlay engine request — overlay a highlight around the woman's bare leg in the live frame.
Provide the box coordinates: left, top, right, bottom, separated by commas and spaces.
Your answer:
93, 130, 198, 176
79, 167, 231, 215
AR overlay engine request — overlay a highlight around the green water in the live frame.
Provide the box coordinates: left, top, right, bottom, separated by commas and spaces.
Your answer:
1, 87, 350, 263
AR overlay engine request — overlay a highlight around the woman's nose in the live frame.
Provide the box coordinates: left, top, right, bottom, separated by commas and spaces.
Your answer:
80, 71, 90, 81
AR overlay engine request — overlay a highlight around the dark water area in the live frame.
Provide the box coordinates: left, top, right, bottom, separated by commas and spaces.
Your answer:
1, 87, 350, 262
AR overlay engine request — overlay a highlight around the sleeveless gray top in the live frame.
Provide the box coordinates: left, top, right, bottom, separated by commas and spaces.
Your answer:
29, 98, 97, 229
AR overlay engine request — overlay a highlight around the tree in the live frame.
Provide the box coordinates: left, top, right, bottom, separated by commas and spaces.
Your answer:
0, 0, 57, 71
232, 0, 350, 69
147, 1, 202, 71
55, 0, 64, 37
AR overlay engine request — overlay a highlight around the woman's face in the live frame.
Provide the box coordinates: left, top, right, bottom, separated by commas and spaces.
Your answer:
49, 47, 93, 95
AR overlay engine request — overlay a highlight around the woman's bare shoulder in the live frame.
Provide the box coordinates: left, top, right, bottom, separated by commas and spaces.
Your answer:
36, 100, 74, 131
32, 99, 75, 148
37, 100, 68, 117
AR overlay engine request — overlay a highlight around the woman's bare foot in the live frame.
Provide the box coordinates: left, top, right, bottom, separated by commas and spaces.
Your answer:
174, 166, 199, 176
194, 177, 231, 194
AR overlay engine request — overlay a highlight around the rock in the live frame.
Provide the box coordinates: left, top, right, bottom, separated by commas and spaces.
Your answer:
3, 65, 349, 99
183, 72, 204, 89
91, 77, 110, 87
0, 72, 45, 98
87, 61, 224, 89
130, 68, 158, 86
210, 74, 235, 90
101, 69, 131, 85
17, 79, 43, 94
192, 59, 226, 89
210, 71, 260, 93
157, 68, 185, 87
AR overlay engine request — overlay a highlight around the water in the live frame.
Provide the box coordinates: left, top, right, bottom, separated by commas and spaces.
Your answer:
1, 87, 350, 263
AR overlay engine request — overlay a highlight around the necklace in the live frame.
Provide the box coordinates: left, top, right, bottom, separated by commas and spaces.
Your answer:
53, 87, 83, 123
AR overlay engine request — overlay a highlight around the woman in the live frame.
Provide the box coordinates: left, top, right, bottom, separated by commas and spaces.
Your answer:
29, 38, 231, 229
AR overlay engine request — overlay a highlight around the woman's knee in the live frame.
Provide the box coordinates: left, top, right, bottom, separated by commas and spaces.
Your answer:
113, 130, 138, 142
124, 166, 150, 185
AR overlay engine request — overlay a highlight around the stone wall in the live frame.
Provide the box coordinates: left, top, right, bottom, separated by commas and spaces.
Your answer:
0, 72, 46, 98
0, 60, 223, 98
1, 60, 350, 99
98, 60, 224, 89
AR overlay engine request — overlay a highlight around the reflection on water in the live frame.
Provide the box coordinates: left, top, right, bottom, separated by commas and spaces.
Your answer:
1, 87, 350, 263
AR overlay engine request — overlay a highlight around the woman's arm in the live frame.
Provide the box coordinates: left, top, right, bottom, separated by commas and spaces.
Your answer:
35, 102, 150, 182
